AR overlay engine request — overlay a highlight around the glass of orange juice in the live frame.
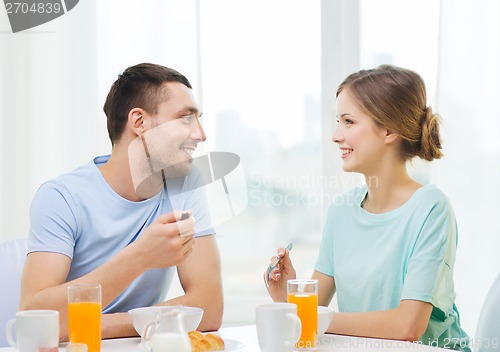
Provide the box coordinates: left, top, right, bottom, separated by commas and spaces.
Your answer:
68, 284, 102, 352
287, 279, 318, 350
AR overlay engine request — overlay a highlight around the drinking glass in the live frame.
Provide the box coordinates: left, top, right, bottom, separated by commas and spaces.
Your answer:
68, 284, 101, 352
287, 279, 318, 350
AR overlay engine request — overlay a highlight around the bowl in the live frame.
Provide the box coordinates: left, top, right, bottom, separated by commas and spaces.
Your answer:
128, 306, 204, 336
318, 306, 334, 335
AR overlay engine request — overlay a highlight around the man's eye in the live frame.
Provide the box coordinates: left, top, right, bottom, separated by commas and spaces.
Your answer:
182, 115, 193, 123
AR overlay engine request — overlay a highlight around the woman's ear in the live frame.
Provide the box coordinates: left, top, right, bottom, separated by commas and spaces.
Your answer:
384, 129, 399, 144
129, 108, 145, 136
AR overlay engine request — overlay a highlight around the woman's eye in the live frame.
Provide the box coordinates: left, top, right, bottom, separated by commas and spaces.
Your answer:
345, 119, 353, 125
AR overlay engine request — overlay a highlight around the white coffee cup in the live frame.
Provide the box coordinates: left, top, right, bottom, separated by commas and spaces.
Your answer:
6, 310, 59, 352
256, 302, 302, 352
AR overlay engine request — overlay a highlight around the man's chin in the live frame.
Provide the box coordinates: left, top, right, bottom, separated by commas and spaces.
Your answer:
162, 161, 192, 179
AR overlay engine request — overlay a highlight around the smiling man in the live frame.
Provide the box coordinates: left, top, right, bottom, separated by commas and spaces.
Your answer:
20, 63, 223, 340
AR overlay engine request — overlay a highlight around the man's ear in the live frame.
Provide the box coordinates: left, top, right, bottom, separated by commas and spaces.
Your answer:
129, 108, 145, 136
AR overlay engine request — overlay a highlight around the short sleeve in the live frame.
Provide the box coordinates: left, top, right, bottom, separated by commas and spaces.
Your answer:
314, 204, 335, 277
28, 181, 78, 259
185, 186, 215, 237
401, 196, 457, 316
167, 169, 215, 238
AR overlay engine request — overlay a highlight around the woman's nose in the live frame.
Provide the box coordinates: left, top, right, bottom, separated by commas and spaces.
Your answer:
332, 125, 343, 144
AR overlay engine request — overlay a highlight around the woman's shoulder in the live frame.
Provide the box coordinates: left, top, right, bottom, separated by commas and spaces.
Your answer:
414, 184, 450, 204
409, 184, 455, 217
327, 184, 367, 211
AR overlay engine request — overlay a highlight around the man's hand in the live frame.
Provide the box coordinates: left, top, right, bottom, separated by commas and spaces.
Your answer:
132, 210, 196, 270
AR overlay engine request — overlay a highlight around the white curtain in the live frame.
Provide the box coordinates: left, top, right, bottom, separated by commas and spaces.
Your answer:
0, 1, 101, 240
436, 0, 500, 336
0, 0, 200, 241
321, 0, 361, 207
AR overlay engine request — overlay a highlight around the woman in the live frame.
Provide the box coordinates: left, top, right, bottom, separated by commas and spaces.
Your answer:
266, 65, 470, 351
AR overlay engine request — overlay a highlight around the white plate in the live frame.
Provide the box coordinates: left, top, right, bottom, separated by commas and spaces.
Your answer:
139, 338, 244, 351
222, 338, 245, 351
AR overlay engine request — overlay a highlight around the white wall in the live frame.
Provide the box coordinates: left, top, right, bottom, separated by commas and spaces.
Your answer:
0, 0, 104, 240
0, 0, 200, 241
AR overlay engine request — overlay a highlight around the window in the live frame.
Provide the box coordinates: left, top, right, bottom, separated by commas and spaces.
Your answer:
200, 0, 322, 324
360, 0, 440, 183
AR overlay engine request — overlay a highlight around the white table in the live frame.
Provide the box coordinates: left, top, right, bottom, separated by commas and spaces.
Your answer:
0, 325, 450, 351
219, 325, 450, 351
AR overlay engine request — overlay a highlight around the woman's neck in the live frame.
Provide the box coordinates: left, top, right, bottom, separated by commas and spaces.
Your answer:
362, 163, 422, 214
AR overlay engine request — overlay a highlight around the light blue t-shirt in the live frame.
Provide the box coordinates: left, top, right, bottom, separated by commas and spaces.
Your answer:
315, 184, 470, 351
28, 155, 215, 313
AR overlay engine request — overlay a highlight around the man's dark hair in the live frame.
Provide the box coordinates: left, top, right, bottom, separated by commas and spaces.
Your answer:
103, 63, 192, 145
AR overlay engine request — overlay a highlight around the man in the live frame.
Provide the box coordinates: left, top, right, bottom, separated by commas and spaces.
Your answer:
20, 63, 223, 339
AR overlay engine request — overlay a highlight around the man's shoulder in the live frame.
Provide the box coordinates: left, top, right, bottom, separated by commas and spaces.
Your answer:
38, 156, 104, 195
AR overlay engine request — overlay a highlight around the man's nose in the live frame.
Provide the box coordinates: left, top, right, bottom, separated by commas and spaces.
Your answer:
192, 120, 207, 142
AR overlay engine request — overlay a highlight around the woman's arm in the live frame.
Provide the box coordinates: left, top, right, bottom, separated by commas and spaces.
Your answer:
328, 299, 433, 342
311, 270, 335, 306
310, 270, 432, 341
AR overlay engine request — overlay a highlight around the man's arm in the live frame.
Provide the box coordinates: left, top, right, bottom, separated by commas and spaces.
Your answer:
99, 234, 223, 338
164, 234, 223, 332
20, 248, 144, 340
20, 211, 196, 340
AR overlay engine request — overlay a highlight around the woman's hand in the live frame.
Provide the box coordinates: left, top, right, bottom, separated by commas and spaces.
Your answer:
264, 246, 296, 302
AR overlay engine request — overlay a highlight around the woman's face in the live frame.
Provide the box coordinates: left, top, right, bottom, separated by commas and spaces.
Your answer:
332, 88, 389, 174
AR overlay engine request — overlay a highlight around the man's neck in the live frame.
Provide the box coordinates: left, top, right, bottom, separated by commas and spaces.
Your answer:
99, 147, 163, 202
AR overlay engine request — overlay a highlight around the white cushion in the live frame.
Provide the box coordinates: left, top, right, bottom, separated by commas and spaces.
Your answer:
0, 238, 28, 347
475, 273, 500, 352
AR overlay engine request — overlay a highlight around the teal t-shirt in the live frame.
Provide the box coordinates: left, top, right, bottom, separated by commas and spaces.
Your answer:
315, 184, 470, 351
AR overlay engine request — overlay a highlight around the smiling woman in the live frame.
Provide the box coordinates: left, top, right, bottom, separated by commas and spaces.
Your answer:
265, 65, 470, 351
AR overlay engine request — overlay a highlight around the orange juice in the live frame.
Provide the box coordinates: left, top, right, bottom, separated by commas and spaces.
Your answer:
68, 302, 101, 352
288, 293, 318, 349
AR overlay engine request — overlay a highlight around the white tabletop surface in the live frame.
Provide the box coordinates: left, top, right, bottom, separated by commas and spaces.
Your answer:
1, 325, 450, 352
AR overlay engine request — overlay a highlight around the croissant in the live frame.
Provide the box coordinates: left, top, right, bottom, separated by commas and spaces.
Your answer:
188, 331, 225, 351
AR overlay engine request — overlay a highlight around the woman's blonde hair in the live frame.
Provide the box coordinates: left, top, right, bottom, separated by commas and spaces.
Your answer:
337, 64, 443, 162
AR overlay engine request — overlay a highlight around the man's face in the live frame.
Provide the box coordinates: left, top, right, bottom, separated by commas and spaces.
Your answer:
142, 82, 206, 178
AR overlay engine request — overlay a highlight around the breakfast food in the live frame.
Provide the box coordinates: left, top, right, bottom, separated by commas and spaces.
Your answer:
188, 331, 225, 351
